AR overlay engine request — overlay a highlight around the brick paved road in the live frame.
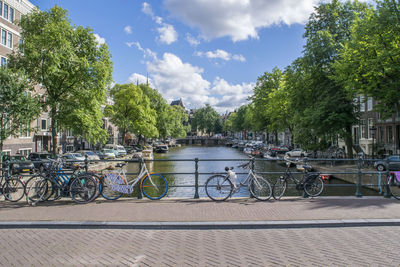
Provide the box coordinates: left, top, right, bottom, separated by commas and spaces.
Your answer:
1, 226, 399, 266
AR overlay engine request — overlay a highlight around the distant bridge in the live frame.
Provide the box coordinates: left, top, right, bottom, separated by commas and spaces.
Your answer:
176, 136, 232, 146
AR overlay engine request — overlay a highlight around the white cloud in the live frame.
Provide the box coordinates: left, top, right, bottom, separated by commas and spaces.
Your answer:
165, 0, 319, 41
157, 24, 178, 44
94, 33, 105, 45
196, 49, 246, 62
124, 25, 132, 34
186, 33, 200, 46
143, 52, 252, 112
128, 73, 153, 86
126, 41, 157, 60
142, 2, 178, 45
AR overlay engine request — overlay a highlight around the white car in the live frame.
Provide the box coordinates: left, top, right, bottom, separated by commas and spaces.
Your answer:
286, 149, 308, 157
76, 150, 100, 162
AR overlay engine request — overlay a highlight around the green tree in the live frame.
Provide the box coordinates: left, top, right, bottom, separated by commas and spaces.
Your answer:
192, 104, 220, 136
105, 84, 157, 145
333, 0, 400, 118
293, 0, 369, 156
0, 67, 40, 157
10, 6, 113, 155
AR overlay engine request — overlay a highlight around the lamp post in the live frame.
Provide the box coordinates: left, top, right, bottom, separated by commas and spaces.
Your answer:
370, 126, 377, 159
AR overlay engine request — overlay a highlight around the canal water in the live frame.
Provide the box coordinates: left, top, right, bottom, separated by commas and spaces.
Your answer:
127, 145, 381, 198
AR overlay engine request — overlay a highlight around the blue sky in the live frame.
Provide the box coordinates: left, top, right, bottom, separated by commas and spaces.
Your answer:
30, 0, 316, 113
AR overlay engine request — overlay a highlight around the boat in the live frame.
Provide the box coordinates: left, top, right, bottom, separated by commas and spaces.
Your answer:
141, 149, 154, 160
251, 150, 263, 158
264, 151, 279, 161
296, 163, 313, 172
243, 147, 253, 155
154, 144, 169, 153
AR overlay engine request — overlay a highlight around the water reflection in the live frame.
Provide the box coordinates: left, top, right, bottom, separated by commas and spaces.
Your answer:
124, 145, 380, 198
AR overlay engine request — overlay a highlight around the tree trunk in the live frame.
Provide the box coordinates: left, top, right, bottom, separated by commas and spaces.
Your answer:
51, 107, 57, 156
344, 125, 354, 158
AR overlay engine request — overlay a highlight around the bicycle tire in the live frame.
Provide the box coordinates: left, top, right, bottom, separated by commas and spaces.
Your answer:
141, 173, 168, 200
69, 175, 97, 204
2, 178, 25, 202
100, 173, 124, 200
249, 175, 272, 201
205, 174, 233, 201
25, 175, 52, 205
304, 176, 324, 197
272, 177, 287, 200
388, 175, 400, 200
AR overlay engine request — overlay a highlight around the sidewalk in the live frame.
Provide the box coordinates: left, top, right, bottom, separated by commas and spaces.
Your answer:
1, 197, 400, 228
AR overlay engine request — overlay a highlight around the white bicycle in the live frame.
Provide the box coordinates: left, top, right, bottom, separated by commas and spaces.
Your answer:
205, 160, 272, 201
100, 162, 168, 200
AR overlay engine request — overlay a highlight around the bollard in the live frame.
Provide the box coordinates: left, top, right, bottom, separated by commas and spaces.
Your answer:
194, 158, 199, 199
384, 156, 391, 198
355, 153, 363, 197
84, 154, 88, 173
302, 157, 309, 198
137, 158, 143, 199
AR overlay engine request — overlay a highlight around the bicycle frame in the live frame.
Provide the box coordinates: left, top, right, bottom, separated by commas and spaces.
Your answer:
107, 162, 153, 192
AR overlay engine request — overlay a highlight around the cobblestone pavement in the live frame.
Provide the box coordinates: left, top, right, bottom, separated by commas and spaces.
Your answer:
1, 226, 399, 266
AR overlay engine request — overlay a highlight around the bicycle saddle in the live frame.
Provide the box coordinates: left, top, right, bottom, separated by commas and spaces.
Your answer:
115, 163, 126, 168
225, 166, 234, 171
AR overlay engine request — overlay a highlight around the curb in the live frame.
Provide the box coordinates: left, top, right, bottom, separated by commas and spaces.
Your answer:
1, 219, 400, 230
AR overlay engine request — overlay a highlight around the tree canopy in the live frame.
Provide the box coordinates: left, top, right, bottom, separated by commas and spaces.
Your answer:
10, 6, 113, 154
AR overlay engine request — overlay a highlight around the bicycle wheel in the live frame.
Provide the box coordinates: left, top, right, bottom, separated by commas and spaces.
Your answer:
388, 174, 400, 200
304, 176, 324, 197
2, 178, 25, 202
25, 175, 52, 205
141, 173, 168, 200
272, 176, 287, 200
100, 173, 124, 200
205, 175, 233, 201
69, 175, 97, 204
249, 175, 272, 201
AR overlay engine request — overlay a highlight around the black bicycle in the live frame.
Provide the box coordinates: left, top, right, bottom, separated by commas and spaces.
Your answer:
0, 168, 25, 202
272, 162, 324, 199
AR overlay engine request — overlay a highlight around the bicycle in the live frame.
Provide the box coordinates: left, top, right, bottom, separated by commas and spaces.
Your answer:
387, 171, 400, 200
272, 161, 324, 199
100, 160, 168, 200
0, 167, 25, 202
25, 158, 98, 205
205, 160, 272, 201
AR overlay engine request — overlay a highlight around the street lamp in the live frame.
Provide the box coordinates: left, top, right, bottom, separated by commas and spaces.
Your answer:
370, 126, 377, 159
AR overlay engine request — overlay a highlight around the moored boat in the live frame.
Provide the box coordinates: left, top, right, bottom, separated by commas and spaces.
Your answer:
154, 144, 169, 153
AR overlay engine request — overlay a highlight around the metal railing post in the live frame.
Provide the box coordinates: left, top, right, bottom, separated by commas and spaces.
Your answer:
194, 158, 199, 199
384, 157, 391, 198
303, 157, 309, 198
250, 157, 255, 198
137, 158, 143, 199
355, 153, 363, 197
84, 155, 88, 173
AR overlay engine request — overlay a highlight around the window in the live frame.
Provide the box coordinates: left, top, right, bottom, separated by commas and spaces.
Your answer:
66, 129, 73, 137
18, 149, 32, 157
387, 126, 393, 143
368, 118, 373, 139
0, 2, 2, 18
360, 120, 366, 139
367, 97, 373, 111
3, 3, 8, 20
1, 29, 6, 45
360, 95, 365, 112
9, 7, 13, 22
1, 57, 7, 67
19, 122, 31, 138
7, 32, 12, 48
41, 119, 47, 131
2, 150, 11, 156
379, 126, 384, 143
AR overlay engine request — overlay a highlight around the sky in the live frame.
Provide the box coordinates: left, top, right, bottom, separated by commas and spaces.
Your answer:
29, 0, 319, 113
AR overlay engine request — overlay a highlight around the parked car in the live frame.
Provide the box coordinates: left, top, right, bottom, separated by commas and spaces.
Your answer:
116, 145, 127, 157
76, 150, 100, 162
374, 155, 400, 172
104, 144, 120, 157
27, 152, 56, 171
2, 155, 35, 174
100, 149, 116, 160
285, 149, 308, 157
61, 153, 85, 168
